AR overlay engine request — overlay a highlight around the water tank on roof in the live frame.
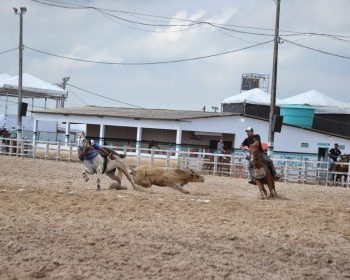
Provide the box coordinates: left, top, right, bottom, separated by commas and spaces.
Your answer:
280, 105, 315, 128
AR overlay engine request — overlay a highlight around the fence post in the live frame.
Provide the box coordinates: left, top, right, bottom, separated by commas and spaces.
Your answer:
229, 155, 235, 177
68, 143, 72, 161
213, 155, 218, 175
325, 161, 329, 187
303, 160, 307, 184
9, 139, 13, 156
56, 142, 60, 160
166, 150, 170, 167
284, 161, 288, 183
20, 140, 24, 157
32, 141, 37, 159
45, 143, 49, 159
347, 162, 350, 188
151, 149, 154, 166
136, 148, 140, 166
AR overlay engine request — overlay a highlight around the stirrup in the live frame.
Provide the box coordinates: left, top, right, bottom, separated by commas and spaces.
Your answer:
248, 180, 256, 185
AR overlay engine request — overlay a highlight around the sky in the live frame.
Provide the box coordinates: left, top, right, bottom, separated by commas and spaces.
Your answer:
0, 0, 349, 114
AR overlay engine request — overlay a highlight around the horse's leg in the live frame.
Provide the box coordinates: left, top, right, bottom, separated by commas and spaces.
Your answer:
113, 159, 144, 191
171, 184, 190, 194
82, 166, 95, 182
256, 181, 266, 199
95, 167, 103, 191
106, 169, 127, 190
82, 171, 89, 182
266, 174, 276, 198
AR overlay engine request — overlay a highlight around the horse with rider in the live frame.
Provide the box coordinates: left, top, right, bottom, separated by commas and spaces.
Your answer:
241, 127, 279, 198
77, 133, 140, 191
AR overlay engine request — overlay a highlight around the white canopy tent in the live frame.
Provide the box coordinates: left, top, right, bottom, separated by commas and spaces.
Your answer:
0, 73, 68, 99
221, 88, 280, 105
280, 90, 350, 114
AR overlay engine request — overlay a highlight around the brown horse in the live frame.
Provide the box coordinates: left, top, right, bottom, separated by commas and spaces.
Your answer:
250, 141, 277, 199
334, 154, 350, 185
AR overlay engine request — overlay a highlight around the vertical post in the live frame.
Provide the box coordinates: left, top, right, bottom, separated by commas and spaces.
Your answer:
214, 155, 218, 174
56, 141, 60, 160
68, 143, 72, 161
230, 155, 234, 177
347, 162, 350, 188
175, 128, 182, 156
32, 140, 37, 159
16, 7, 26, 140
151, 149, 154, 166
267, 0, 281, 157
45, 142, 49, 159
284, 161, 287, 183
99, 124, 105, 146
32, 119, 38, 141
65, 122, 70, 145
166, 150, 170, 167
31, 97, 34, 117
136, 126, 142, 165
136, 126, 142, 151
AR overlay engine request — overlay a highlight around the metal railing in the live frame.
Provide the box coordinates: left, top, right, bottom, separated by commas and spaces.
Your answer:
0, 138, 349, 187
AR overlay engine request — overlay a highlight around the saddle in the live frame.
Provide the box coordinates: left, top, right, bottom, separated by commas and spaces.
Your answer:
251, 165, 268, 180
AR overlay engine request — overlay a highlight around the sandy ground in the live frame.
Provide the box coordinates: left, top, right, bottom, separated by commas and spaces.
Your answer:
0, 156, 350, 280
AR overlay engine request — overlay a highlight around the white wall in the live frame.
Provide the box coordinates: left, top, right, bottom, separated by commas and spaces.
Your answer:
34, 112, 350, 154
1, 114, 57, 132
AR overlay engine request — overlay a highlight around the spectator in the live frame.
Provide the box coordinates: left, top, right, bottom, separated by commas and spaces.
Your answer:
217, 136, 226, 154
328, 143, 341, 179
10, 126, 17, 138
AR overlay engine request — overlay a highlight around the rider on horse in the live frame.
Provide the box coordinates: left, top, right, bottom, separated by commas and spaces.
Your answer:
240, 127, 279, 185
78, 139, 116, 162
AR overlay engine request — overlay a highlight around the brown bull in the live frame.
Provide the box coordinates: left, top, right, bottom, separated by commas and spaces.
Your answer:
131, 165, 205, 194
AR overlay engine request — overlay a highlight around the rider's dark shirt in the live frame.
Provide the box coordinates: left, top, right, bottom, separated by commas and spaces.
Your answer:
329, 148, 341, 162
242, 134, 264, 152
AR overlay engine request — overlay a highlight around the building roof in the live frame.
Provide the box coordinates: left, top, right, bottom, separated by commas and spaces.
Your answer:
32, 106, 237, 120
221, 88, 279, 105
0, 73, 68, 98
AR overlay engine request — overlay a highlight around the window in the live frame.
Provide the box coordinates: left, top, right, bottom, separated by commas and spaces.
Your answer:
301, 143, 309, 148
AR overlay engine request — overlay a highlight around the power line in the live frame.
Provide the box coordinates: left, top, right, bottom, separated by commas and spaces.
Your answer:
68, 88, 89, 105
284, 39, 350, 60
30, 0, 350, 40
25, 40, 273, 65
30, 0, 199, 27
66, 84, 144, 109
0, 47, 18, 55
95, 9, 197, 34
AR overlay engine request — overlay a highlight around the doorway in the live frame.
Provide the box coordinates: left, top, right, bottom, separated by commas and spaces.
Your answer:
318, 147, 328, 161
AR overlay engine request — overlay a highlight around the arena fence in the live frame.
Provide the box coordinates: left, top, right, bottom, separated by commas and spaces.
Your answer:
1, 138, 349, 188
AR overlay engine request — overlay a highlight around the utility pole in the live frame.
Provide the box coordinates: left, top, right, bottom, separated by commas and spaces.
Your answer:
268, 0, 281, 157
14, 7, 27, 140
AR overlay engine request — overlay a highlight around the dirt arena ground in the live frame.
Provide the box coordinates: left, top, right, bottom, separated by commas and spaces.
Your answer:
1, 156, 350, 280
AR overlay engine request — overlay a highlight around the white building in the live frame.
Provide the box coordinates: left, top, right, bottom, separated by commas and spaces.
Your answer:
32, 106, 350, 160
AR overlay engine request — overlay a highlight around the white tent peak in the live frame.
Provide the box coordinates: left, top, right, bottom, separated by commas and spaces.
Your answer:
221, 88, 278, 105
0, 73, 66, 93
280, 90, 348, 108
